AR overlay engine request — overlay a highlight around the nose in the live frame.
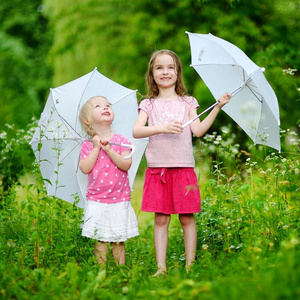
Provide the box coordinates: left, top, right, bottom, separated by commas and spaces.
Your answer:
162, 68, 168, 74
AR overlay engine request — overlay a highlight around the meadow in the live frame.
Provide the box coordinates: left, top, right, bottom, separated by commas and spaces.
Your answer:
0, 122, 299, 300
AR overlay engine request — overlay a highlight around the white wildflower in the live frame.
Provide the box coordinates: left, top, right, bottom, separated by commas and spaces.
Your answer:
202, 244, 209, 250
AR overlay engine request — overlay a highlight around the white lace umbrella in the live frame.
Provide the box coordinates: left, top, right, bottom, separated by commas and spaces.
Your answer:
30, 68, 148, 208
185, 32, 281, 152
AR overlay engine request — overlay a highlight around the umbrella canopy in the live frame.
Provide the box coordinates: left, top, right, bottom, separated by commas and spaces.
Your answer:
186, 31, 281, 151
30, 68, 148, 208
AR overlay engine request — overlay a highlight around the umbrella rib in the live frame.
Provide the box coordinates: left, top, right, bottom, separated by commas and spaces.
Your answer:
231, 58, 245, 82
58, 115, 82, 139
191, 63, 238, 67
230, 77, 252, 96
58, 142, 81, 164
46, 92, 83, 140
74, 68, 98, 134
112, 90, 137, 106
246, 84, 263, 103
54, 137, 82, 141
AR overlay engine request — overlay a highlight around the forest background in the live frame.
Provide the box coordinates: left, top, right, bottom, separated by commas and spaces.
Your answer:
0, 0, 300, 299
1, 0, 299, 134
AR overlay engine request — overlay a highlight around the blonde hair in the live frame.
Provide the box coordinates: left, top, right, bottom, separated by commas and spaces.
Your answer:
146, 49, 186, 99
79, 96, 108, 138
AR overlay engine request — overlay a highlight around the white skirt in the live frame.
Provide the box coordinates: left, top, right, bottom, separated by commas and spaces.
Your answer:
81, 200, 139, 242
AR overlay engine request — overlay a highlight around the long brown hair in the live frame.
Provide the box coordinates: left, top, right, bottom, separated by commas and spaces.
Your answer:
146, 49, 186, 99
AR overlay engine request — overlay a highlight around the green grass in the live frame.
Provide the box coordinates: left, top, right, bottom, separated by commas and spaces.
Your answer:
0, 125, 300, 299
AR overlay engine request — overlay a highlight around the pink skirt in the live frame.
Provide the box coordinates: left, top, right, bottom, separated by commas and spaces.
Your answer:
141, 168, 201, 214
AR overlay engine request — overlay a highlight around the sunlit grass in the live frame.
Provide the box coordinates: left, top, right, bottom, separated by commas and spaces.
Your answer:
1, 122, 299, 299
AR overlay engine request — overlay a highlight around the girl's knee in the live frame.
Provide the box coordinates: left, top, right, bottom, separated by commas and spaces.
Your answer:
155, 213, 170, 226
179, 214, 195, 226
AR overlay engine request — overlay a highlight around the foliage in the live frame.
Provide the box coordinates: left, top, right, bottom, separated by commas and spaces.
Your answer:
0, 0, 52, 131
0, 121, 299, 299
0, 122, 36, 202
42, 0, 300, 131
0, 0, 299, 131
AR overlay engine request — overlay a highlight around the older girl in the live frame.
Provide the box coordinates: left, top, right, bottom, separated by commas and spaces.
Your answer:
133, 50, 230, 275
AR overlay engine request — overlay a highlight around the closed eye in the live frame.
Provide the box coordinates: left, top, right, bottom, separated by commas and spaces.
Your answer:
95, 103, 112, 108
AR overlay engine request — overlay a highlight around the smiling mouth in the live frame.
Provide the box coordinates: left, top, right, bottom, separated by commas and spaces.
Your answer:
102, 112, 110, 116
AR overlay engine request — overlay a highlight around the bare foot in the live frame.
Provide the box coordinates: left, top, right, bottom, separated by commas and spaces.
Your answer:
152, 263, 167, 277
152, 268, 167, 277
185, 261, 195, 273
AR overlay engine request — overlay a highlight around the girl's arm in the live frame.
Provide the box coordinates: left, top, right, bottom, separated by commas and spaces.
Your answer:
133, 110, 183, 138
102, 143, 132, 172
79, 147, 101, 174
190, 93, 231, 138
79, 136, 132, 173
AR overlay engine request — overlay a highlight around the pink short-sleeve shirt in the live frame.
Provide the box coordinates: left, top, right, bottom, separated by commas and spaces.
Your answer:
80, 134, 131, 203
139, 96, 199, 168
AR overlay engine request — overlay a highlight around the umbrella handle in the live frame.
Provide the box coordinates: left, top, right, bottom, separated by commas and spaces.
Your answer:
182, 102, 218, 128
109, 143, 136, 160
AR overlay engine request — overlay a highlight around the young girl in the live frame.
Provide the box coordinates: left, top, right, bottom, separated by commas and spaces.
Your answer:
79, 95, 139, 266
133, 50, 231, 275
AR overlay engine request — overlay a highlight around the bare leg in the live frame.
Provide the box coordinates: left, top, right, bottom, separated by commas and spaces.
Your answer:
111, 242, 125, 265
153, 213, 171, 276
95, 241, 109, 266
179, 214, 197, 270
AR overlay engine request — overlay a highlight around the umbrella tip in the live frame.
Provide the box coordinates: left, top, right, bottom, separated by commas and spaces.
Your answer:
261, 67, 265, 72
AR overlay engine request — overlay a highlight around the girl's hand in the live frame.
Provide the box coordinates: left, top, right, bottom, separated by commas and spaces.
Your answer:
159, 120, 183, 134
92, 135, 102, 149
100, 139, 111, 153
217, 92, 231, 108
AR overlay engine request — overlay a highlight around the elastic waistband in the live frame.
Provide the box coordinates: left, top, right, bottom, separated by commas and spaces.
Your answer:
147, 167, 193, 183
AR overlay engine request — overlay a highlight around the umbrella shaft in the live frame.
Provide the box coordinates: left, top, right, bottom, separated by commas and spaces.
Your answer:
182, 102, 218, 128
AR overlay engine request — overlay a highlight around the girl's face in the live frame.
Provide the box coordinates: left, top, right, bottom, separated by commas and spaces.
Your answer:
152, 54, 177, 90
89, 96, 114, 125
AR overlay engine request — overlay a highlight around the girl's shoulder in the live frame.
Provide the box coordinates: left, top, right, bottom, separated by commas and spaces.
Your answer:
180, 95, 199, 108
138, 98, 153, 112
111, 133, 131, 145
139, 98, 152, 105
80, 140, 93, 154
81, 140, 92, 146
181, 95, 197, 102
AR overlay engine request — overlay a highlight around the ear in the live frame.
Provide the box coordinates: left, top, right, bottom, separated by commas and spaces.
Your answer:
83, 119, 90, 125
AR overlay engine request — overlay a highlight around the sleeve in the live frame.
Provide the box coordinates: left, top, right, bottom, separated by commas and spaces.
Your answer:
138, 99, 151, 114
189, 96, 200, 111
80, 141, 92, 159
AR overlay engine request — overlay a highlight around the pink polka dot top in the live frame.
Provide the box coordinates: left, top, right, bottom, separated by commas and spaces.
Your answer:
80, 134, 131, 203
